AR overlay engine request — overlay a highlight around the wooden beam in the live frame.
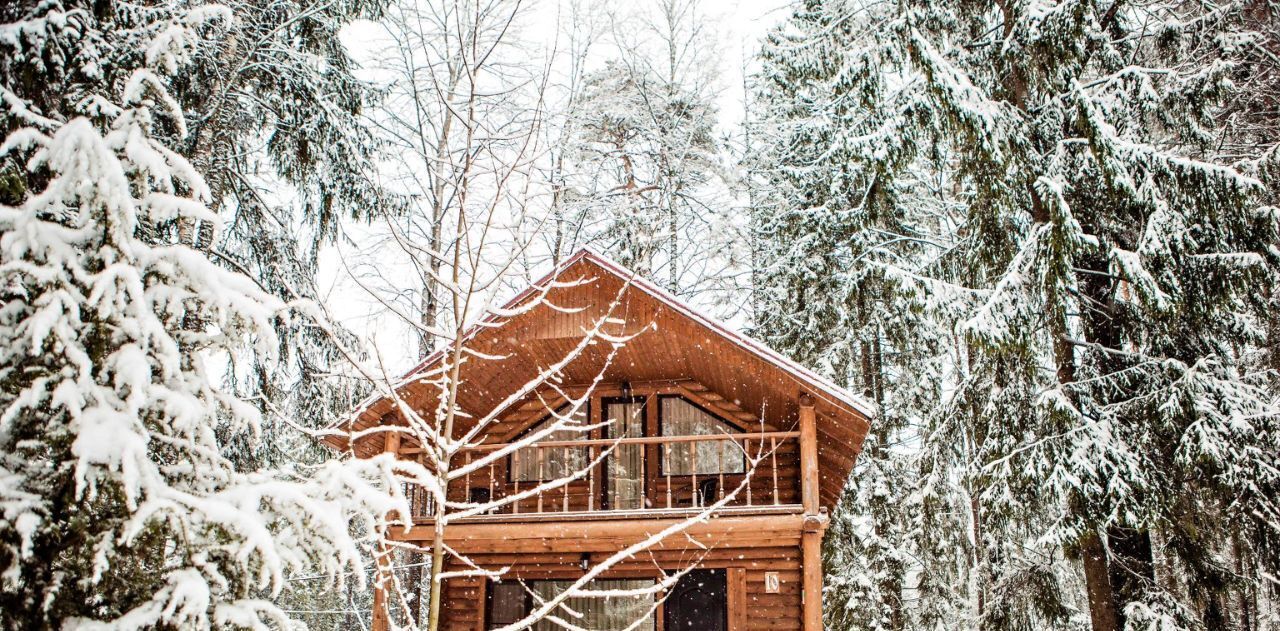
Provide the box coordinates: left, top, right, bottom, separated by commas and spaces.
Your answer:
414, 504, 802, 525
799, 394, 819, 515
371, 430, 401, 631
390, 514, 810, 553
728, 567, 747, 630
802, 529, 823, 631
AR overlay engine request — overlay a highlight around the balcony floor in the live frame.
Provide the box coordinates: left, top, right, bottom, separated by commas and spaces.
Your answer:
391, 506, 823, 553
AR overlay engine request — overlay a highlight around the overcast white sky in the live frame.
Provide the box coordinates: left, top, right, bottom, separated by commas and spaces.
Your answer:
339, 0, 793, 128
324, 0, 793, 373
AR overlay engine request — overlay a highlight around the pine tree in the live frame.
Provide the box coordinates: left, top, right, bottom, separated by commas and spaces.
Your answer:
0, 0, 395, 473
566, 59, 714, 280
0, 5, 398, 627
558, 0, 726, 293
751, 1, 1280, 629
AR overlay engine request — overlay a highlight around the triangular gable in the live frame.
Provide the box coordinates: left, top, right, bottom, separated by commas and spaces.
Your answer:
326, 249, 875, 508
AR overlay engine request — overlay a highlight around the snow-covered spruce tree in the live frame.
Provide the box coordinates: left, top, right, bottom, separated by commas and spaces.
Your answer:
0, 0, 397, 473
166, 0, 397, 471
751, 0, 1280, 629
1212, 4, 1280, 414
167, 0, 395, 473
748, 2, 965, 628
905, 3, 1280, 629
0, 7, 402, 628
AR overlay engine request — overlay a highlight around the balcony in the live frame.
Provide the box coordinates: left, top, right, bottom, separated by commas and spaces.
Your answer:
403, 430, 803, 523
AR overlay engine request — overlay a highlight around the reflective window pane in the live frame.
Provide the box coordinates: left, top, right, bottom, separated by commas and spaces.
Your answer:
661, 398, 746, 476
512, 406, 590, 482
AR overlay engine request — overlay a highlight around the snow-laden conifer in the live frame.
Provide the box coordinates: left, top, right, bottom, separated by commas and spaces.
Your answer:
0, 7, 401, 628
750, 1, 1280, 629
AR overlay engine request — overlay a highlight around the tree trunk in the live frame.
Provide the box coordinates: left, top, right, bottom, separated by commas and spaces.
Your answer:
1232, 533, 1255, 631
971, 493, 985, 619
667, 188, 678, 293
1107, 525, 1154, 629
1080, 528, 1122, 631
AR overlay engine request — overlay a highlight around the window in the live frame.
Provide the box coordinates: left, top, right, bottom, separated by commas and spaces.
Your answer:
661, 397, 746, 476
487, 579, 656, 630
511, 406, 590, 482
487, 582, 526, 628
605, 399, 645, 509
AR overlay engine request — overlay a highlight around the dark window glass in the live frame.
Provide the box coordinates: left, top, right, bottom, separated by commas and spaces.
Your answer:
487, 582, 526, 628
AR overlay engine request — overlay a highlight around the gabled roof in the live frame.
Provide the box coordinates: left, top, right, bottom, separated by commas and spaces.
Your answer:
328, 249, 874, 508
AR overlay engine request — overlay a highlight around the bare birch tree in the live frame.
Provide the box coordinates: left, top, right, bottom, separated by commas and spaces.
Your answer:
551, 0, 739, 298
322, 1, 775, 629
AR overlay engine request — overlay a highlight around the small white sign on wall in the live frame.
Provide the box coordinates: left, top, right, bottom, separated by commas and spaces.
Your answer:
764, 571, 781, 594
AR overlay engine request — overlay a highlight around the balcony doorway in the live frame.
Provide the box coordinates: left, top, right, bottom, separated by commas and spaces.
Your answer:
604, 398, 645, 510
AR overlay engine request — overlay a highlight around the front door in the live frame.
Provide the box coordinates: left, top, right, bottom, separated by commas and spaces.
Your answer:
663, 569, 726, 631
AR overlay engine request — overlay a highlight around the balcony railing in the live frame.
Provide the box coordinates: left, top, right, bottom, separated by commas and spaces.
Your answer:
404, 431, 802, 521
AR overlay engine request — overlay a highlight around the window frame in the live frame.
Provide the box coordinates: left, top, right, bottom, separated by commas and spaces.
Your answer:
506, 403, 592, 484
656, 394, 748, 477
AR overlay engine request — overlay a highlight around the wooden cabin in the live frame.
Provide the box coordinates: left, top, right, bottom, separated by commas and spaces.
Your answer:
327, 249, 873, 631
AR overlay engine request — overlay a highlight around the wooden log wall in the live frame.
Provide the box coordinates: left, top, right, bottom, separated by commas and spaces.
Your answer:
437, 545, 804, 631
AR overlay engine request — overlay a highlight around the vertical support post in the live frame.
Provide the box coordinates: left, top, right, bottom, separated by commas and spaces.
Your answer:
727, 567, 747, 631
373, 428, 401, 631
464, 450, 472, 497
802, 528, 824, 631
665, 441, 673, 509
798, 394, 823, 631
690, 445, 699, 507
717, 442, 725, 502
799, 394, 819, 515
537, 448, 545, 513
562, 447, 571, 512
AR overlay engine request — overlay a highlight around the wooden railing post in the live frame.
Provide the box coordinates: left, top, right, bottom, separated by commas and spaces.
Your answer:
372, 428, 401, 631
798, 394, 824, 631
448, 430, 803, 518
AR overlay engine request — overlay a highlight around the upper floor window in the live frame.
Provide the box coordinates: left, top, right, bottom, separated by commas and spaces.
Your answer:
511, 405, 590, 482
660, 396, 746, 475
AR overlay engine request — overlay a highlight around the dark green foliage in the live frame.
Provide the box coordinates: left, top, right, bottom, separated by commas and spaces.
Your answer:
749, 1, 1280, 629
